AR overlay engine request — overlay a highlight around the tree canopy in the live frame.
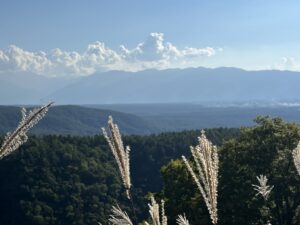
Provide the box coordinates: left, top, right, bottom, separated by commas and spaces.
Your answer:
0, 128, 238, 225
161, 117, 300, 225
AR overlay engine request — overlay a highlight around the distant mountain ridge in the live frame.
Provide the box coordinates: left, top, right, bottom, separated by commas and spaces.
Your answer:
50, 67, 300, 104
0, 105, 156, 135
0, 72, 76, 104
1, 67, 300, 104
1, 104, 300, 136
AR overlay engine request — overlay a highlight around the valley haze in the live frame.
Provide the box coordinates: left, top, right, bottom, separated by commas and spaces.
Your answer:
1, 67, 300, 105
1, 66, 300, 134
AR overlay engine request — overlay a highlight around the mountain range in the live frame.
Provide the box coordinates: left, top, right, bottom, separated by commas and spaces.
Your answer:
1, 104, 300, 136
1, 67, 300, 105
0, 105, 155, 135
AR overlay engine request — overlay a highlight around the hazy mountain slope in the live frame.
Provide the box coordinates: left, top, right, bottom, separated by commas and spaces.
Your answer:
2, 67, 300, 105
0, 72, 76, 104
49, 67, 300, 104
1, 104, 300, 135
92, 103, 300, 132
142, 106, 300, 131
0, 79, 40, 104
0, 105, 155, 135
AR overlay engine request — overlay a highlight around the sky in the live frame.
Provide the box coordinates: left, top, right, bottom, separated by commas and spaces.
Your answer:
1, 0, 300, 77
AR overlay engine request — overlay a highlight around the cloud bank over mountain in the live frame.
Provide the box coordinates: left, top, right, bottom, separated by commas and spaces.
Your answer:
273, 57, 300, 71
0, 33, 216, 77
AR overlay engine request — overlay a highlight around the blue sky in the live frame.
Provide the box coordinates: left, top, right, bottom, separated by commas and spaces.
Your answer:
1, 0, 300, 76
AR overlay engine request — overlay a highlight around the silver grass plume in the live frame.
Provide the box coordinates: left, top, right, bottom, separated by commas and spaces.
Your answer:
176, 214, 190, 225
0, 102, 53, 159
108, 205, 133, 225
147, 196, 168, 225
252, 175, 274, 201
102, 116, 131, 199
182, 130, 219, 224
161, 200, 168, 225
292, 141, 300, 176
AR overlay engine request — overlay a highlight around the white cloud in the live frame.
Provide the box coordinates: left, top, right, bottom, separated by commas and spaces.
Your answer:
273, 57, 300, 71
0, 33, 216, 77
120, 33, 215, 62
0, 45, 52, 74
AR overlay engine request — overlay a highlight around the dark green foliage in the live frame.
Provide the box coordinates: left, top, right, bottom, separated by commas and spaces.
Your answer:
161, 117, 300, 225
0, 105, 155, 135
160, 159, 211, 224
0, 135, 126, 225
0, 128, 238, 225
220, 117, 300, 225
128, 128, 239, 192
1, 116, 299, 225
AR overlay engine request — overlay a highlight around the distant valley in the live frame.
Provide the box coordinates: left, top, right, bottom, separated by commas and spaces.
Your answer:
1, 104, 300, 135
2, 67, 300, 135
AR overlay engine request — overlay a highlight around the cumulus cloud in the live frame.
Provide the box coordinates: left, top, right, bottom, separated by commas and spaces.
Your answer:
121, 33, 215, 62
0, 33, 216, 77
0, 45, 52, 74
273, 57, 300, 71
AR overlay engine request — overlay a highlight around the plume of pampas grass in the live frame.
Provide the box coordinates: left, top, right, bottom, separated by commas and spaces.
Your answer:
161, 200, 168, 225
147, 196, 167, 225
108, 205, 133, 225
148, 196, 161, 225
182, 130, 219, 224
102, 116, 131, 199
252, 175, 274, 201
0, 102, 53, 159
176, 214, 190, 225
292, 141, 300, 176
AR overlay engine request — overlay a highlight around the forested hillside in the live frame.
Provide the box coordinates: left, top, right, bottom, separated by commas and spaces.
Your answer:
161, 117, 300, 225
0, 118, 299, 225
2, 104, 300, 136
0, 105, 155, 135
0, 128, 238, 225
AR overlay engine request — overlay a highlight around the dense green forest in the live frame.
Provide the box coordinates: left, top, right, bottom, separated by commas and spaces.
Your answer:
161, 117, 300, 225
0, 105, 155, 135
0, 127, 238, 225
0, 117, 299, 224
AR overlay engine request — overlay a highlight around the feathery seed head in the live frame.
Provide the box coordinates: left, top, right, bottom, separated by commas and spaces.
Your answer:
0, 102, 53, 159
102, 116, 132, 199
182, 130, 219, 224
292, 141, 300, 176
147, 196, 168, 225
161, 200, 168, 225
252, 175, 274, 201
109, 205, 133, 225
176, 214, 190, 225
148, 196, 161, 225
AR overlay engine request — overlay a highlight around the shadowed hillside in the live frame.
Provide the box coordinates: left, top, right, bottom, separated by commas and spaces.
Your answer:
0, 105, 156, 135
